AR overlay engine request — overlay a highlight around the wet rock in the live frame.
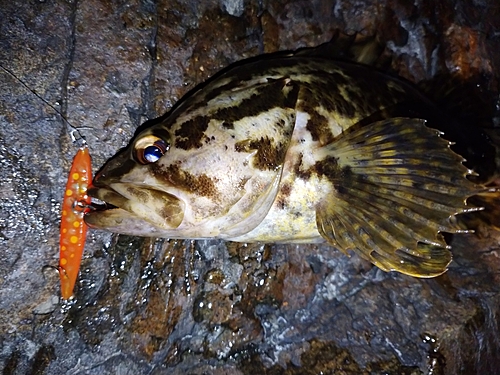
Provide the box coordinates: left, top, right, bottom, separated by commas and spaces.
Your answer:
1, 0, 500, 374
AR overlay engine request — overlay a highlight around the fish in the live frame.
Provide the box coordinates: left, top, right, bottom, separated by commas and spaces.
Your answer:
84, 53, 494, 278
59, 145, 92, 299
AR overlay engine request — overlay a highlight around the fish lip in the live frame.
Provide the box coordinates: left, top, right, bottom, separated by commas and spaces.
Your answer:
84, 185, 132, 228
84, 184, 185, 231
86, 185, 126, 211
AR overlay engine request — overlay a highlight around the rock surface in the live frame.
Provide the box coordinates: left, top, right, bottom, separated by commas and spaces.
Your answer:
1, 0, 500, 374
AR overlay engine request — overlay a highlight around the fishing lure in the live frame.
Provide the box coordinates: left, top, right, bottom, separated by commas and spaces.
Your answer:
0, 66, 94, 299
59, 145, 92, 299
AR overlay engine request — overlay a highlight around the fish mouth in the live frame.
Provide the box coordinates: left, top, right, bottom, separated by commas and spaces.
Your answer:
84, 183, 185, 236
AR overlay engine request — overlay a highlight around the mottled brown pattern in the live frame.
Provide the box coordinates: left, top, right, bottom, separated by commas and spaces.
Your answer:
276, 182, 292, 209
293, 154, 355, 193
204, 135, 216, 145
294, 153, 312, 180
298, 65, 412, 125
299, 78, 358, 118
314, 156, 356, 195
314, 156, 354, 183
329, 70, 351, 86
151, 163, 219, 198
157, 206, 174, 220
174, 116, 210, 150
280, 182, 292, 197
319, 80, 356, 116
314, 156, 341, 180
235, 136, 287, 170
211, 78, 299, 123
126, 186, 149, 203
196, 72, 258, 108
197, 81, 245, 108
155, 197, 184, 226
334, 86, 359, 117
305, 108, 334, 145
333, 66, 407, 117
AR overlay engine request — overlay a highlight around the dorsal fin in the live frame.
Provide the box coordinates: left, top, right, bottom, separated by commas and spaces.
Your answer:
294, 31, 390, 67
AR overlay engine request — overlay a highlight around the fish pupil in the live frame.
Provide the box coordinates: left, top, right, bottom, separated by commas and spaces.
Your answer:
134, 137, 169, 164
144, 145, 163, 163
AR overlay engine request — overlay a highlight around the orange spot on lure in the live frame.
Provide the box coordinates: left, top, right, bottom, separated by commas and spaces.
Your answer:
59, 146, 92, 299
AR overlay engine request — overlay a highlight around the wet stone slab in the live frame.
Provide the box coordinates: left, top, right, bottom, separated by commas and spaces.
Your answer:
1, 0, 500, 374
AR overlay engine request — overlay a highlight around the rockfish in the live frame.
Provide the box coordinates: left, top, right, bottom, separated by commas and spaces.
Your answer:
85, 53, 495, 278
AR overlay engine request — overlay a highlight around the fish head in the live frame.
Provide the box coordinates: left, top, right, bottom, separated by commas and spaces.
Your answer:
85, 127, 185, 237
85, 115, 287, 239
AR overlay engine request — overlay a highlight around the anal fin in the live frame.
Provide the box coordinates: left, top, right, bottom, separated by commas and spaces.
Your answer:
316, 118, 478, 277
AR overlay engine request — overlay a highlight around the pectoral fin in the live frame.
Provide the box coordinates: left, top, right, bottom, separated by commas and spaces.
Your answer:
316, 118, 478, 277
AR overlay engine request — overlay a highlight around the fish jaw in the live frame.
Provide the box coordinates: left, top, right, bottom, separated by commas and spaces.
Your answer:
84, 206, 175, 236
85, 183, 185, 235
83, 148, 186, 234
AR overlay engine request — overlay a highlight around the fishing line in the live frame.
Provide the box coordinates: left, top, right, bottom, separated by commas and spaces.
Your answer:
0, 64, 90, 146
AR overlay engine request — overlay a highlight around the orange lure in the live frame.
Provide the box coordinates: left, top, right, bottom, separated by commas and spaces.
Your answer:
59, 146, 92, 299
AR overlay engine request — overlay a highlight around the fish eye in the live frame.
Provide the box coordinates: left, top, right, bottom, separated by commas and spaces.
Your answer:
134, 135, 170, 165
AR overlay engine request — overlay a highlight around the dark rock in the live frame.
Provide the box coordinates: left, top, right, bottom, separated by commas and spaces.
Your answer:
1, 0, 500, 374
